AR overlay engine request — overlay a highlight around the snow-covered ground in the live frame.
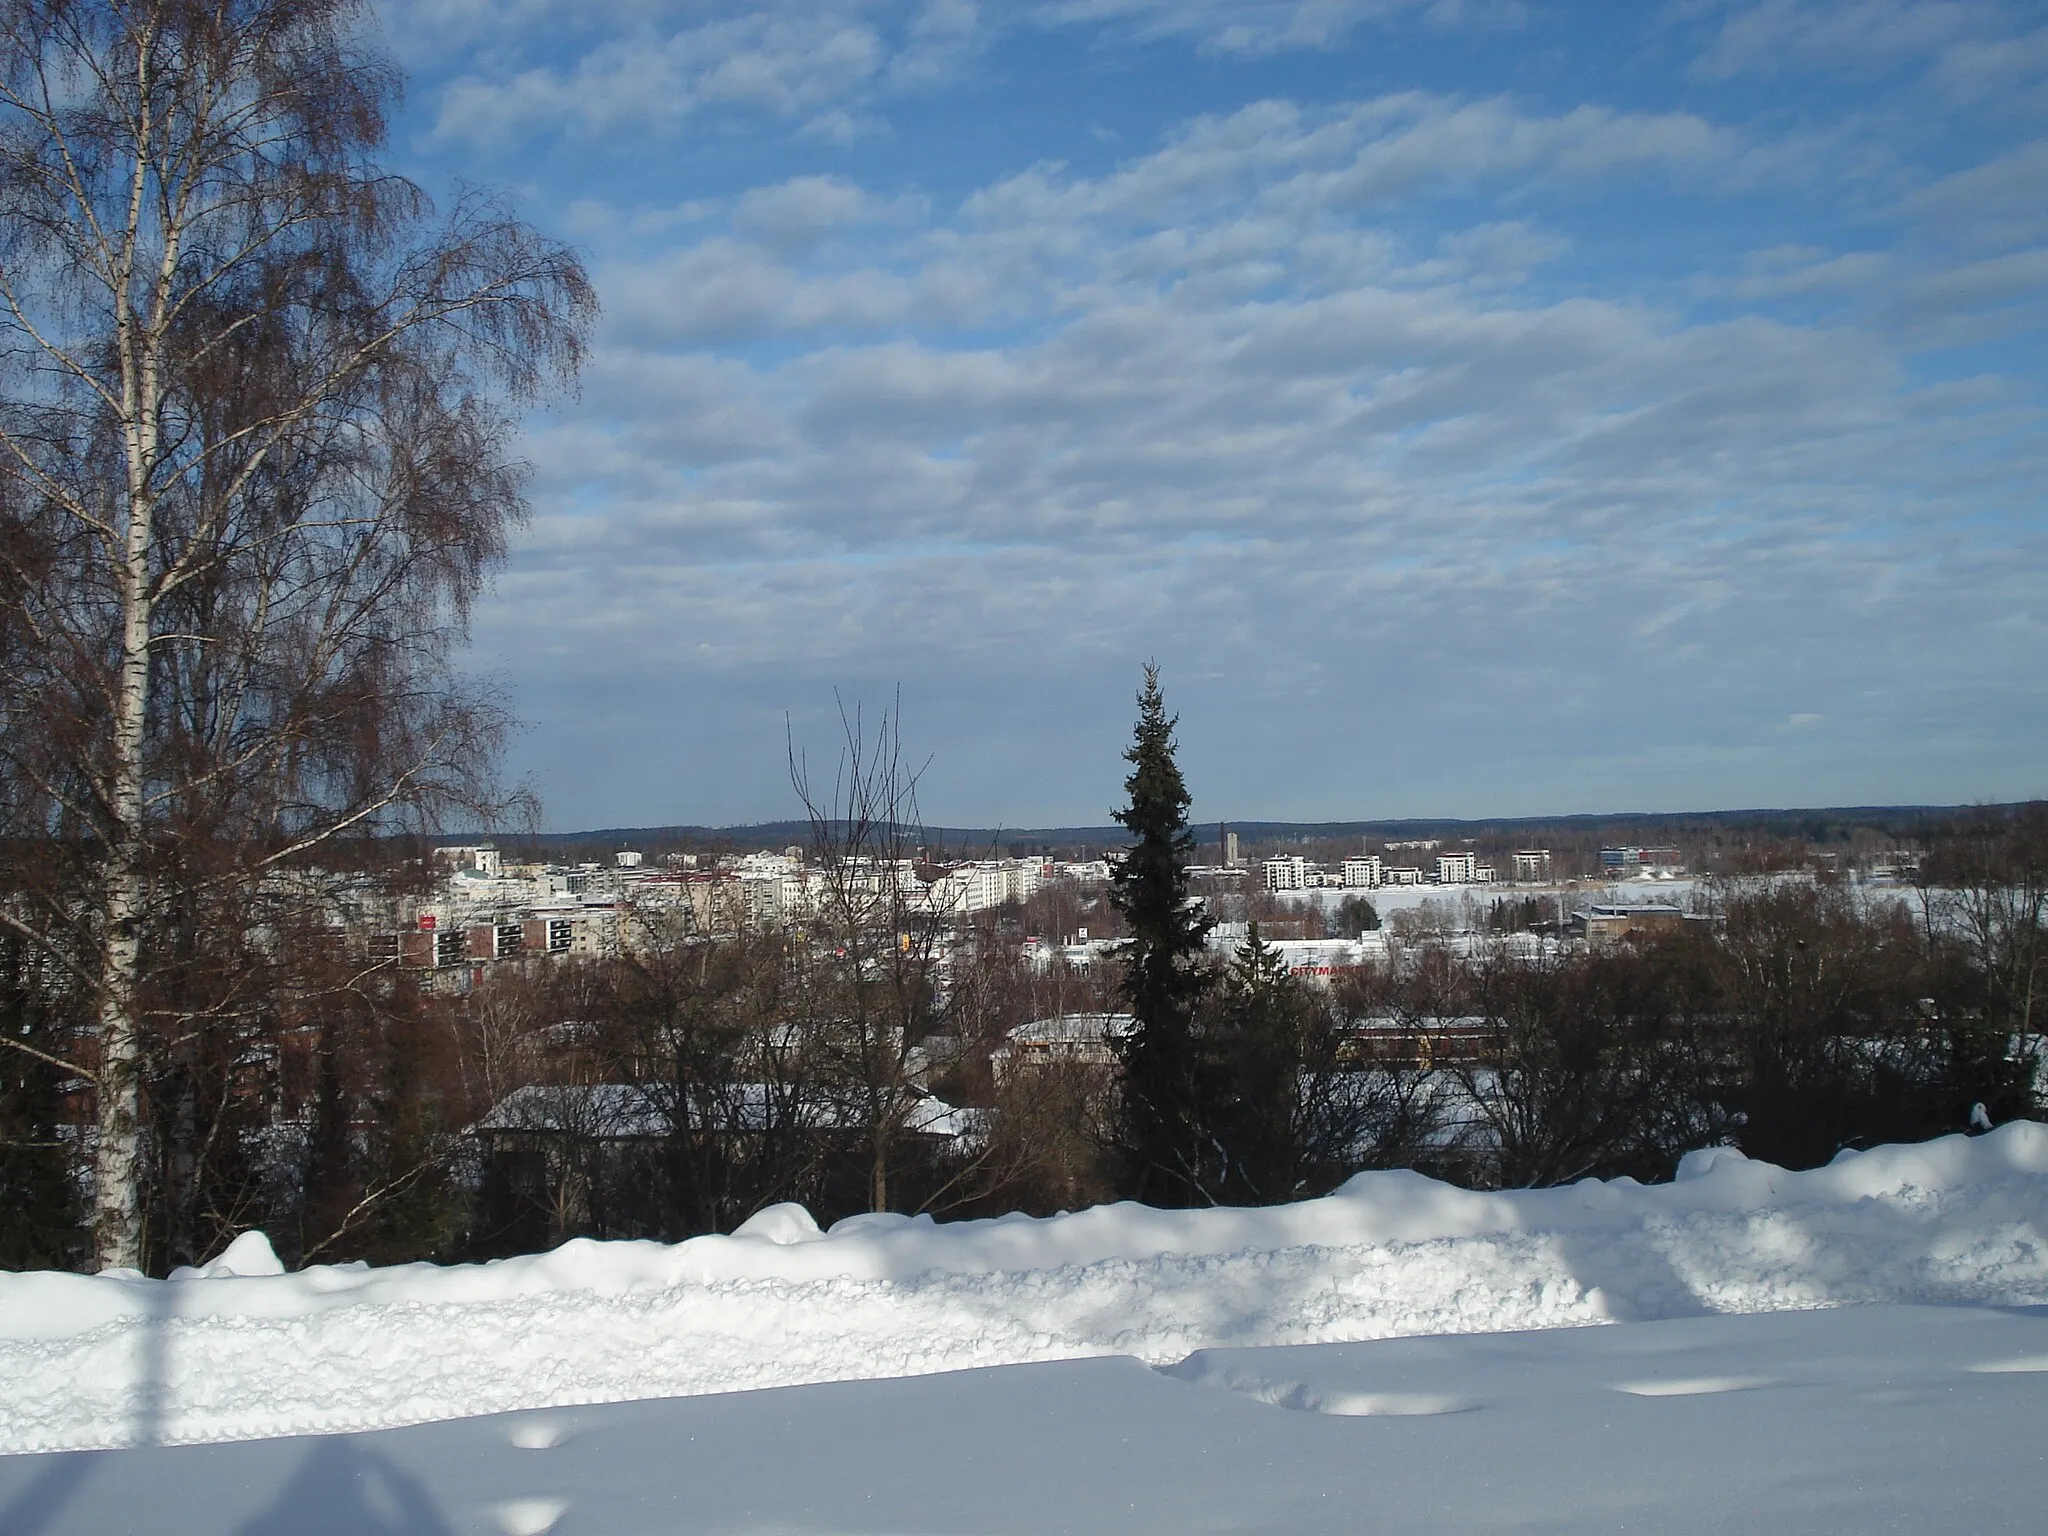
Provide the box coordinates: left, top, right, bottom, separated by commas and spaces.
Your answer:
4, 1126, 2047, 1531
1, 1302, 2045, 1533
5, 1124, 2048, 1461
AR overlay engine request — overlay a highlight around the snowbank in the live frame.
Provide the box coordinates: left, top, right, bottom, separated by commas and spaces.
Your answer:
4, 1124, 2047, 1454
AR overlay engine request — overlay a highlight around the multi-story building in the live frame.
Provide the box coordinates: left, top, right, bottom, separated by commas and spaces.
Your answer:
1341, 855, 1382, 888
1262, 855, 1309, 892
1602, 846, 1685, 875
927, 858, 1045, 914
1436, 851, 1479, 885
1513, 849, 1552, 882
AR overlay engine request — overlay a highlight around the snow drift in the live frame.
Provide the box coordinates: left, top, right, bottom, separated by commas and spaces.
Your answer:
5, 1124, 2047, 1454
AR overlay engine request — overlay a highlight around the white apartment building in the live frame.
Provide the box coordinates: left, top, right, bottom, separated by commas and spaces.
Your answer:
1262, 855, 1309, 892
1513, 849, 1553, 882
1341, 855, 1382, 888
928, 858, 1044, 915
1436, 851, 1479, 885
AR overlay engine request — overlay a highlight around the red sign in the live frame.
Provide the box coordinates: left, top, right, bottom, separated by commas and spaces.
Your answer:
418, 914, 437, 931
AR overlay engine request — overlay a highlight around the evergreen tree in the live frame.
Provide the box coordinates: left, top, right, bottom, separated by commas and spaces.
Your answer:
1109, 664, 1216, 1204
1203, 924, 1308, 1204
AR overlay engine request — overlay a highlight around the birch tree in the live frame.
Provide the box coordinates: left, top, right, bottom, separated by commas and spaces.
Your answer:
0, 0, 592, 1269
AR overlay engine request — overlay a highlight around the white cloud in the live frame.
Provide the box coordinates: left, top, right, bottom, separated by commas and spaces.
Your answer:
422, 29, 2047, 824
514, 87, 2040, 601
1685, 0, 2048, 102
1028, 0, 1525, 56
1689, 0, 1993, 80
428, 9, 886, 146
1900, 140, 2048, 252
1717, 246, 1891, 302
733, 176, 906, 251
569, 93, 1751, 363
393, 1, 1001, 152
890, 0, 986, 87
1876, 246, 2048, 345
1932, 25, 2048, 105
960, 95, 1740, 241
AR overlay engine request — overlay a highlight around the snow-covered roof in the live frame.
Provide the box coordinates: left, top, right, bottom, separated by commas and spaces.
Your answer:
1005, 1012, 1134, 1046
472, 1083, 669, 1136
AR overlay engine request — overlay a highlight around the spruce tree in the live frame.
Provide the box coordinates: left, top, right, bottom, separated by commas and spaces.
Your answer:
1205, 924, 1313, 1205
1109, 664, 1216, 1204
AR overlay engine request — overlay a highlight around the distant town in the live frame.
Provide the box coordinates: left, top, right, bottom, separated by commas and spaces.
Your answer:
376, 816, 1930, 993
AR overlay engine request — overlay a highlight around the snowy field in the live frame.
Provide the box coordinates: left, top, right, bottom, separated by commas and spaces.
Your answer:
3, 1304, 2043, 1534
4, 1124, 2048, 1531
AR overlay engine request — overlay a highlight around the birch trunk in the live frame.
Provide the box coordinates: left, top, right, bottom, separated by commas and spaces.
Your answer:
91, 22, 168, 1271
91, 481, 157, 1270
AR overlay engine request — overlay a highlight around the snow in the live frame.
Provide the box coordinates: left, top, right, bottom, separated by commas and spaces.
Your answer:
3, 1123, 2047, 1460
1284, 874, 1704, 920
166, 1230, 285, 1281
3, 1303, 2047, 1533
4, 1125, 2048, 1530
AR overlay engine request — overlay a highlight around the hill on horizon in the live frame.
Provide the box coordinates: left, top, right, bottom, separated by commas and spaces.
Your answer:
481, 802, 2007, 857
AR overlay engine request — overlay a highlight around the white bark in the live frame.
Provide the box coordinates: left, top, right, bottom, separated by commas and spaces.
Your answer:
92, 13, 169, 1272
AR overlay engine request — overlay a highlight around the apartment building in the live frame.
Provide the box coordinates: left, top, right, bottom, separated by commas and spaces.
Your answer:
1340, 855, 1382, 888
1262, 855, 1309, 892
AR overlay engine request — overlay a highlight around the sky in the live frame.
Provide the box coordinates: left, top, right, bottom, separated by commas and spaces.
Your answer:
368, 0, 2048, 833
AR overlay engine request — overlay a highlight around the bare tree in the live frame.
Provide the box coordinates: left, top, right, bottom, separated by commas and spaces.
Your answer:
788, 693, 952, 1213
954, 1054, 1113, 1217
0, 0, 593, 1268
1921, 805, 2047, 1110
606, 909, 840, 1237
1446, 946, 1707, 1188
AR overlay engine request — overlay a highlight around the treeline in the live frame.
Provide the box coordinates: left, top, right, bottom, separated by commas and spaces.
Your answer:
1416, 869, 2037, 1185
1105, 804, 2045, 1203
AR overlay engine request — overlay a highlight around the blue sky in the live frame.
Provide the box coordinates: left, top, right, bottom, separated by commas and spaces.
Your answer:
370, 0, 2048, 832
